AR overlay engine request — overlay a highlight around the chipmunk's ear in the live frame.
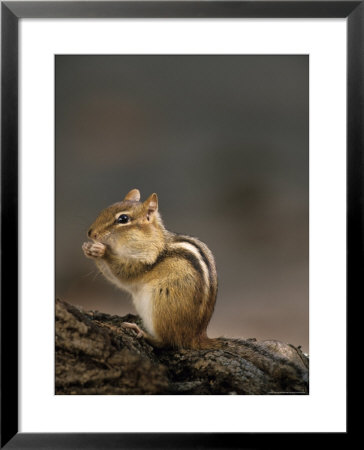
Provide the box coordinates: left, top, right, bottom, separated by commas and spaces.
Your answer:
143, 193, 158, 219
124, 189, 140, 202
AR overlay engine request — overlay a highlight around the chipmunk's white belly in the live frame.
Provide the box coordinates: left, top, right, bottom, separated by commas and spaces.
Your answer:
97, 260, 156, 337
132, 288, 156, 337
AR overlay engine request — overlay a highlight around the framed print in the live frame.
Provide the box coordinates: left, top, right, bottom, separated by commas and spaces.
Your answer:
1, 0, 357, 447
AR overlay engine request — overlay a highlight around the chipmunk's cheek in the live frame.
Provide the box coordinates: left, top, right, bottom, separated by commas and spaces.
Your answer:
105, 238, 121, 255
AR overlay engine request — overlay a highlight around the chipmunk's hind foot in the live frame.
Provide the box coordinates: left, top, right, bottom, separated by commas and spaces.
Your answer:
121, 322, 145, 339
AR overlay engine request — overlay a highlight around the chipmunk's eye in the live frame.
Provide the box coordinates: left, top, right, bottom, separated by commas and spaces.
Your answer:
116, 214, 129, 224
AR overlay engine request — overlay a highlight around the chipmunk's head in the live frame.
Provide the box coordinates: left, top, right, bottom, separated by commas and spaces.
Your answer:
87, 189, 165, 263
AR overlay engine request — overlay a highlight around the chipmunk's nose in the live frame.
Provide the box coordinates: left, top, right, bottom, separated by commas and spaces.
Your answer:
88, 228, 98, 239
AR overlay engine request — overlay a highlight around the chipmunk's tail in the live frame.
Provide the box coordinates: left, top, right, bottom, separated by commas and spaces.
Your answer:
194, 336, 224, 350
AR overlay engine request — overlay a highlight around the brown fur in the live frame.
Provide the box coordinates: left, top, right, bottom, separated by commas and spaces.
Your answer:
83, 189, 220, 350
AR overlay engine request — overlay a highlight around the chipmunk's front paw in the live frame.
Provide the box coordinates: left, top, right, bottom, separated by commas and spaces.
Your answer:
82, 241, 106, 258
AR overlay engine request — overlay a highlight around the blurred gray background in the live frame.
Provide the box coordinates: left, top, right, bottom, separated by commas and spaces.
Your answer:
56, 55, 309, 351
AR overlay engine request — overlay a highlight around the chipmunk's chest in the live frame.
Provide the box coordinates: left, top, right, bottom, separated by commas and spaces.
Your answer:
96, 260, 133, 292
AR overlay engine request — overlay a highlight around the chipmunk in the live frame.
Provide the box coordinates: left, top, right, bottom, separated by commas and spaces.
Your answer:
82, 189, 221, 350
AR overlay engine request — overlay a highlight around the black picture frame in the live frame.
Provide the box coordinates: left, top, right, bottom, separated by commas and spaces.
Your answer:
1, 1, 356, 447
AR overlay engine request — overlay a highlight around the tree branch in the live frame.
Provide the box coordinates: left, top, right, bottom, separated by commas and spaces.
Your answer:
55, 298, 308, 395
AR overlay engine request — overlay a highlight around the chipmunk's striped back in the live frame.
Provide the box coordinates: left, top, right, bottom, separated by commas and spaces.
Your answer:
139, 232, 219, 349
170, 234, 218, 317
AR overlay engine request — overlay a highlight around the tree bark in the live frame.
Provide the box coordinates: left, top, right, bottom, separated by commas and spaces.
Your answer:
55, 298, 309, 395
